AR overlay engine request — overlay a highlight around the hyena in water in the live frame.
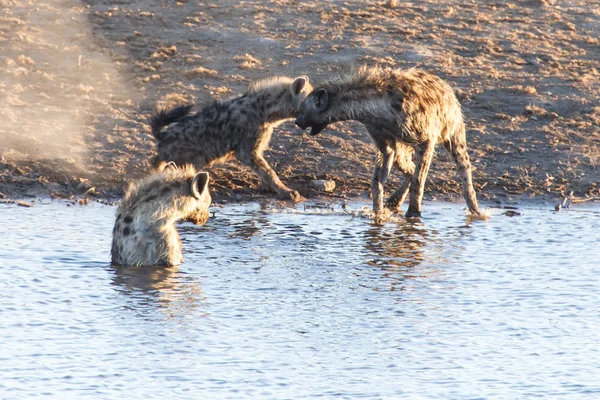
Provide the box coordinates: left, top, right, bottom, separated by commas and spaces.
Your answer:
111, 165, 212, 267
149, 76, 313, 202
295, 66, 481, 218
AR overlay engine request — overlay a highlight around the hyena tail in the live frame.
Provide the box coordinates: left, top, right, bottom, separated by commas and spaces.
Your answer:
444, 122, 480, 215
149, 105, 193, 140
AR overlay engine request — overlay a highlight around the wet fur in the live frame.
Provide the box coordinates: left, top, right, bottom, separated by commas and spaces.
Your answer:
111, 165, 212, 267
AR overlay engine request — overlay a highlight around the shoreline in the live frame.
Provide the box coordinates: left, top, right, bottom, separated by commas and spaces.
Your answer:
2, 184, 595, 213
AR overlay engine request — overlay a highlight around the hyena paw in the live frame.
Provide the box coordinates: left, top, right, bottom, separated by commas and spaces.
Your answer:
373, 210, 387, 225
384, 199, 401, 213
278, 190, 305, 203
404, 209, 422, 219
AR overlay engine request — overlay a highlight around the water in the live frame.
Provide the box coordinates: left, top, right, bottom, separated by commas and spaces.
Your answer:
1, 200, 599, 399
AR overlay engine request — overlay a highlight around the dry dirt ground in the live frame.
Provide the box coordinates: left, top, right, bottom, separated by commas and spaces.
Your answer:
1, 0, 599, 207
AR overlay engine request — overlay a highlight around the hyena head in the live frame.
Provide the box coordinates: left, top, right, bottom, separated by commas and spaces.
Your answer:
185, 170, 212, 225
135, 164, 212, 225
252, 75, 313, 117
295, 87, 331, 136
163, 165, 212, 225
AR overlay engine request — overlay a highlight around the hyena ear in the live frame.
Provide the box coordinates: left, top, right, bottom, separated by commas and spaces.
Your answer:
191, 172, 210, 199
315, 88, 329, 112
162, 161, 178, 172
290, 76, 309, 96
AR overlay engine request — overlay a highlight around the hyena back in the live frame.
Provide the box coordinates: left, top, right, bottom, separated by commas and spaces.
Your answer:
149, 76, 313, 202
111, 165, 212, 267
295, 66, 480, 218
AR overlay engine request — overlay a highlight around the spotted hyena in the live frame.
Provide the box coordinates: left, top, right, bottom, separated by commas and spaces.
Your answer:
149, 76, 313, 202
295, 66, 481, 218
111, 165, 212, 267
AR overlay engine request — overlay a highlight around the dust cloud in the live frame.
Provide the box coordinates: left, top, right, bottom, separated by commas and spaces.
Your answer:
0, 0, 131, 165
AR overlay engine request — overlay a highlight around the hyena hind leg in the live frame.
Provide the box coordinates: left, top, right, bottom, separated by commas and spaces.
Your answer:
371, 148, 395, 216
406, 140, 436, 218
444, 137, 481, 215
386, 143, 415, 213
236, 147, 304, 202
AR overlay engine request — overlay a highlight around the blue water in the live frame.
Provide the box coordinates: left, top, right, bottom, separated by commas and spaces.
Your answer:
1, 200, 599, 399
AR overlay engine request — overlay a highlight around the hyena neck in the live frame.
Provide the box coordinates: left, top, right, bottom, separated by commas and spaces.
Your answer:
132, 203, 183, 243
322, 84, 393, 123
326, 97, 393, 123
144, 218, 181, 261
157, 224, 181, 254
149, 211, 183, 233
246, 85, 297, 123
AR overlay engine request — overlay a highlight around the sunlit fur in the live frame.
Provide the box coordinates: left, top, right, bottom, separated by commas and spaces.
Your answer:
111, 165, 212, 267
149, 76, 313, 202
297, 66, 480, 218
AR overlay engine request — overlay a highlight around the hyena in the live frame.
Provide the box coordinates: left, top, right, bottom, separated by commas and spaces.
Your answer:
149, 76, 313, 202
295, 66, 481, 218
111, 165, 212, 267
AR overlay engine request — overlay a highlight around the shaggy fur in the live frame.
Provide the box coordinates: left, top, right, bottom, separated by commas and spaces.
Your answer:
295, 66, 481, 218
111, 165, 212, 267
149, 76, 313, 202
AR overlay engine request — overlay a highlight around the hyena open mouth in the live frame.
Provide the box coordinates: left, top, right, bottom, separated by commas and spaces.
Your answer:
309, 122, 329, 136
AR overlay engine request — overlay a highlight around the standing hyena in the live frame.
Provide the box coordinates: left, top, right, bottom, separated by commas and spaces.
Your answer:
295, 66, 481, 218
111, 165, 212, 267
149, 76, 313, 202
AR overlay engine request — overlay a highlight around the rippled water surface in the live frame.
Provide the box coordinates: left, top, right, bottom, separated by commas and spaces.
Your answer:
1, 200, 599, 399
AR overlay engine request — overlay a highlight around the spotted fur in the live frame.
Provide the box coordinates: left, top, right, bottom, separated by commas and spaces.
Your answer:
111, 165, 212, 267
296, 66, 480, 218
149, 76, 313, 202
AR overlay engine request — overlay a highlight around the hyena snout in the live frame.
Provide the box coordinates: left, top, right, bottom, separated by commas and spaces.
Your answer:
295, 115, 328, 136
295, 115, 309, 130
186, 208, 210, 225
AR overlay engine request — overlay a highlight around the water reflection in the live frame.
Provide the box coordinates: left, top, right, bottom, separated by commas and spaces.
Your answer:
363, 220, 443, 291
227, 216, 270, 240
110, 264, 203, 318
191, 207, 270, 241
363, 220, 431, 271
362, 214, 477, 291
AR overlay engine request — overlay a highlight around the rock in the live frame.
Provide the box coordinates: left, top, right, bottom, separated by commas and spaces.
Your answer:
76, 179, 92, 193
310, 180, 336, 192
503, 210, 522, 217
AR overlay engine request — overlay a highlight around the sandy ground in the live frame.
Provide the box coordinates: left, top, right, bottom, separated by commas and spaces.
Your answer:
1, 0, 599, 207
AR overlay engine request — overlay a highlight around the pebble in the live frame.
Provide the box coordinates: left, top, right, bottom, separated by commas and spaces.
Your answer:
310, 180, 336, 192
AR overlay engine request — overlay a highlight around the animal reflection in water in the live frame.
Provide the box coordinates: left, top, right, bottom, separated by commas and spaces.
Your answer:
203, 203, 272, 241
227, 216, 270, 240
110, 265, 204, 318
363, 221, 436, 286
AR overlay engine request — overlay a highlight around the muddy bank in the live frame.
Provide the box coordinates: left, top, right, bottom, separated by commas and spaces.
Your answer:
1, 0, 599, 206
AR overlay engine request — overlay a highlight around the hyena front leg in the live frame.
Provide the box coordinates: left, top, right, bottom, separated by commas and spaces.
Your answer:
371, 146, 395, 216
406, 140, 436, 218
386, 142, 415, 213
236, 145, 303, 203
444, 134, 480, 215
